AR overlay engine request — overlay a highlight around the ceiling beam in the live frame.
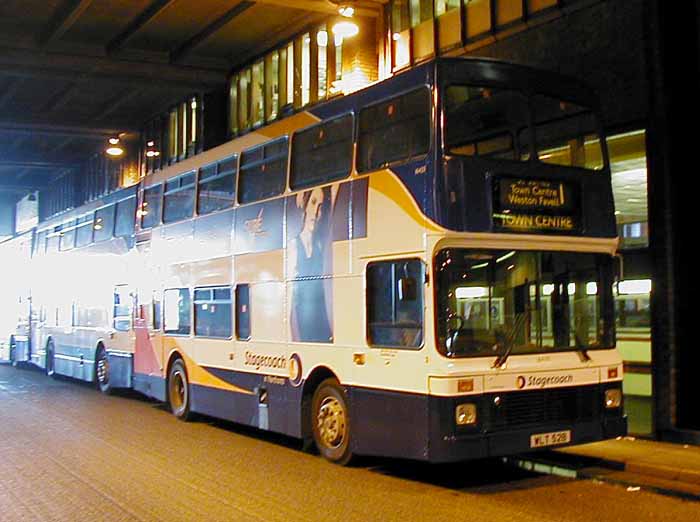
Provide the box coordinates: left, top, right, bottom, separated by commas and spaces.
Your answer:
107, 0, 177, 55
0, 121, 130, 138
0, 45, 228, 91
39, 0, 94, 47
251, 0, 381, 17
0, 160, 80, 170
171, 1, 255, 64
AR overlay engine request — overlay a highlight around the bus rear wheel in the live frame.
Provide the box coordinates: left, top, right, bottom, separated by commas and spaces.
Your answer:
46, 340, 55, 377
311, 378, 353, 465
168, 359, 193, 421
95, 346, 112, 395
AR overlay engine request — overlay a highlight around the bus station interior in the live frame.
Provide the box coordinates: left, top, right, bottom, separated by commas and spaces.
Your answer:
0, 0, 697, 443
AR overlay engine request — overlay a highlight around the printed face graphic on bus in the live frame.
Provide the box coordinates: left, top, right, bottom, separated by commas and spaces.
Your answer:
298, 187, 324, 236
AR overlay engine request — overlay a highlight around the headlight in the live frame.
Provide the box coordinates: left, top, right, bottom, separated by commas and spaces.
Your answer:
605, 388, 622, 409
455, 403, 477, 425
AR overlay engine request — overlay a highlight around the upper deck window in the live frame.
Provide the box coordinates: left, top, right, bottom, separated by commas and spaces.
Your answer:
75, 214, 94, 247
238, 137, 288, 204
94, 205, 115, 242
444, 86, 530, 161
141, 184, 163, 229
115, 197, 137, 238
357, 87, 431, 172
531, 95, 604, 170
59, 219, 76, 251
163, 171, 196, 223
197, 156, 237, 215
291, 114, 353, 190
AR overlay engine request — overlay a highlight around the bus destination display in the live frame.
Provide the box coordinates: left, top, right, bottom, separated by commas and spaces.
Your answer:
492, 177, 580, 233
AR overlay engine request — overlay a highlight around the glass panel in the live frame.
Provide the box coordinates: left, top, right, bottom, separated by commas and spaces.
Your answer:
75, 215, 94, 247
59, 219, 76, 251
152, 295, 162, 330
435, 249, 615, 358
444, 86, 530, 160
239, 138, 288, 204
236, 284, 251, 340
302, 33, 311, 105
113, 286, 131, 332
410, 0, 432, 27
169, 108, 178, 160
532, 95, 604, 170
180, 101, 187, 158
198, 157, 237, 215
287, 42, 294, 106
141, 184, 163, 229
94, 205, 115, 242
436, 0, 460, 16
358, 87, 431, 172
367, 259, 424, 349
291, 114, 353, 190
317, 27, 328, 100
239, 69, 251, 131
194, 286, 232, 338
252, 60, 265, 126
163, 173, 195, 223
114, 197, 137, 238
267, 51, 280, 121
229, 76, 239, 135
608, 130, 648, 249
164, 288, 191, 335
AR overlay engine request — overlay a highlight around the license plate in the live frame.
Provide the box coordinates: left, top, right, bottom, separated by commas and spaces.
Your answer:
530, 430, 571, 448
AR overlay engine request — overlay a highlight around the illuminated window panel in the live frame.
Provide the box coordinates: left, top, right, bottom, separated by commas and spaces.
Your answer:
465, 0, 492, 39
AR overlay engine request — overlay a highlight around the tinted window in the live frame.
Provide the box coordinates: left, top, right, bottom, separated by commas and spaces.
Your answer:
198, 156, 237, 215
163, 171, 196, 223
367, 259, 424, 349
113, 286, 131, 332
291, 114, 353, 190
238, 137, 288, 204
115, 197, 137, 238
235, 284, 251, 340
357, 88, 430, 172
141, 184, 163, 229
194, 287, 232, 338
94, 205, 115, 242
59, 220, 76, 251
164, 288, 191, 335
444, 86, 530, 160
75, 214, 94, 247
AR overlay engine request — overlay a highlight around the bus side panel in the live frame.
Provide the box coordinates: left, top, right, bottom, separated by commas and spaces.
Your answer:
190, 367, 304, 438
348, 386, 430, 461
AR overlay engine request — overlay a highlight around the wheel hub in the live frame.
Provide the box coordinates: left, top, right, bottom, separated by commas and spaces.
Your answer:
317, 396, 346, 448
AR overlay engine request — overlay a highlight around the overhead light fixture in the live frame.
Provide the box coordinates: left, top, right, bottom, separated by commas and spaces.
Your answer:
332, 20, 359, 39
106, 137, 124, 157
338, 5, 354, 17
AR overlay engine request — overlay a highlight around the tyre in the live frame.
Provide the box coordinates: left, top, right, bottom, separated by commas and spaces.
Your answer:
311, 378, 353, 465
45, 340, 56, 377
95, 346, 112, 395
168, 359, 193, 421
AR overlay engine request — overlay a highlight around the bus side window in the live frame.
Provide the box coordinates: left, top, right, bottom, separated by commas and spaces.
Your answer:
367, 259, 424, 349
235, 284, 251, 340
152, 295, 162, 331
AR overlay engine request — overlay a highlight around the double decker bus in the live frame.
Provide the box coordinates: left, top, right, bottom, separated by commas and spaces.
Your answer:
8, 57, 626, 464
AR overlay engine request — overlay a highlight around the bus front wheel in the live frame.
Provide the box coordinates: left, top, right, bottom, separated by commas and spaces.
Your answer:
168, 359, 193, 421
311, 378, 353, 465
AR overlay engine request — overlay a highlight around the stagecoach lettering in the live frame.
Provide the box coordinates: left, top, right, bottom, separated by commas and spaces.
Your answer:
244, 351, 287, 371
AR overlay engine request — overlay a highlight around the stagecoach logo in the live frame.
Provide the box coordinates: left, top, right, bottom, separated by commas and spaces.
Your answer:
244, 351, 287, 371
517, 374, 574, 389
244, 208, 267, 238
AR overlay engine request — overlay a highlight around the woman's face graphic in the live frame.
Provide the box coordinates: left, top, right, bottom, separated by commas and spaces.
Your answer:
303, 188, 324, 233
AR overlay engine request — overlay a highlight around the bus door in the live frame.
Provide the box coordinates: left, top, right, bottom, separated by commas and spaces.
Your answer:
133, 291, 164, 389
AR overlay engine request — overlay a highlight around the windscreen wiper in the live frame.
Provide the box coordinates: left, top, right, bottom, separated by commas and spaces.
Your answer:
573, 333, 592, 362
492, 313, 527, 369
